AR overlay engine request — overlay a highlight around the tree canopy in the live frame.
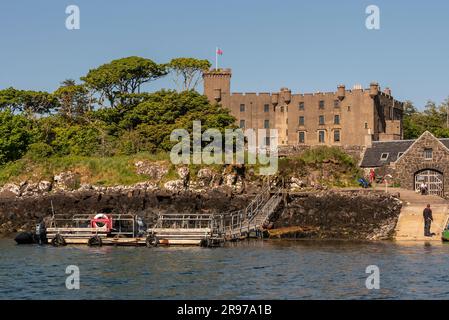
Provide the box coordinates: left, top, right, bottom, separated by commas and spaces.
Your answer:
81, 56, 168, 107
169, 58, 211, 91
0, 111, 32, 165
403, 98, 449, 139
0, 88, 59, 115
0, 55, 235, 165
54, 79, 91, 122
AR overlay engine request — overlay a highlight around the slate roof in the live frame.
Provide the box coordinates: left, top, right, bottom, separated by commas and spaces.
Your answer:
360, 140, 414, 167
360, 137, 449, 168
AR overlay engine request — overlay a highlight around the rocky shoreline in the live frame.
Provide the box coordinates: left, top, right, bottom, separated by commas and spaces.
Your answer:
0, 186, 401, 240
0, 161, 402, 240
270, 190, 402, 240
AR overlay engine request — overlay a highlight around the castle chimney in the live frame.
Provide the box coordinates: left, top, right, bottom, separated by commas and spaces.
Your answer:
369, 82, 379, 98
337, 85, 346, 101
271, 93, 279, 106
281, 88, 291, 104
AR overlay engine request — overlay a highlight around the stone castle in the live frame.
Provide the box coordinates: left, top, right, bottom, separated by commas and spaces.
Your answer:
203, 68, 404, 147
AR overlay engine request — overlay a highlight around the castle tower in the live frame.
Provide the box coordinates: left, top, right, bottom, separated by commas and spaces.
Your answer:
203, 68, 232, 108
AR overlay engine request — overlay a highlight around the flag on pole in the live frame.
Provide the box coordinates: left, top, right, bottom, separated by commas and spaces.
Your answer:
215, 47, 223, 70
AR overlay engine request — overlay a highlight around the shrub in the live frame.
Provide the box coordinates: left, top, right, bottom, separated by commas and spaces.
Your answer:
25, 142, 54, 161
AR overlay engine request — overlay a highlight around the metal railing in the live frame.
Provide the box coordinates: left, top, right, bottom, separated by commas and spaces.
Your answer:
219, 178, 283, 239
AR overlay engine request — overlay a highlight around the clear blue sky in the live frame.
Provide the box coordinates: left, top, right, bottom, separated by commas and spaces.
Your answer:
1, 0, 448, 108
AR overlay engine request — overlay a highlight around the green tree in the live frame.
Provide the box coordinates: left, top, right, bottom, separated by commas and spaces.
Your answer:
81, 56, 167, 107
0, 88, 59, 115
51, 125, 101, 156
0, 111, 32, 164
402, 100, 422, 139
54, 79, 91, 122
169, 58, 211, 91
403, 98, 449, 139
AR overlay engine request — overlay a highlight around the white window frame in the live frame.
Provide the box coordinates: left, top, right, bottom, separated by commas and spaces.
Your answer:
380, 153, 389, 161
424, 148, 433, 160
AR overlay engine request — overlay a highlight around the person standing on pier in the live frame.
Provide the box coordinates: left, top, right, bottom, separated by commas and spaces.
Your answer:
423, 204, 433, 237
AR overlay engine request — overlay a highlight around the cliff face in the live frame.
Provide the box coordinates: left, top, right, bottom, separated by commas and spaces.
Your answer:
270, 190, 402, 240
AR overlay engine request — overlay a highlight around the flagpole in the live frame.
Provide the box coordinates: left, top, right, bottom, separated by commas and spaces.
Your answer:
215, 47, 218, 70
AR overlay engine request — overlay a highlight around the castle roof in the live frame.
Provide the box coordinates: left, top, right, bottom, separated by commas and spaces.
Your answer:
360, 133, 449, 168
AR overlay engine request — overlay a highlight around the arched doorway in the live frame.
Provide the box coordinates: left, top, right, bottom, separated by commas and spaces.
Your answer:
414, 169, 444, 197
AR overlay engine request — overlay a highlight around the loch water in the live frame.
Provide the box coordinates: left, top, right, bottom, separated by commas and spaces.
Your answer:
1, 239, 449, 300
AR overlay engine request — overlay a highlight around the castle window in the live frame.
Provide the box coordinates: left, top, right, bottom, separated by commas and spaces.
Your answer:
299, 116, 305, 126
298, 131, 305, 144
265, 136, 271, 146
397, 152, 404, 159
319, 115, 325, 125
318, 130, 325, 143
334, 130, 341, 142
299, 102, 305, 110
365, 122, 368, 129
424, 148, 433, 160
348, 106, 351, 112
264, 120, 270, 129
319, 100, 325, 109
264, 104, 269, 112
239, 120, 245, 128
286, 129, 288, 136
281, 106, 284, 112
240, 104, 245, 112
334, 115, 340, 125
334, 100, 340, 108
380, 153, 389, 161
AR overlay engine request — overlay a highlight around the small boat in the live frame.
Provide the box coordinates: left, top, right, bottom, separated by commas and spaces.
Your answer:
15, 220, 47, 245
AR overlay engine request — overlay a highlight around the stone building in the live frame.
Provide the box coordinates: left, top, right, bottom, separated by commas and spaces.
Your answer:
203, 68, 404, 147
360, 131, 449, 197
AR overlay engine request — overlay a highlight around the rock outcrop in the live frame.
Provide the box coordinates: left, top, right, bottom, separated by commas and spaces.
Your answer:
270, 190, 402, 240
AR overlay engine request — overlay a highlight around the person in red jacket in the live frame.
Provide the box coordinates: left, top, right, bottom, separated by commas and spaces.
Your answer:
369, 169, 376, 184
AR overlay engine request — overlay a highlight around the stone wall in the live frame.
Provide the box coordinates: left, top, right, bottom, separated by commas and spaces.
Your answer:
393, 131, 449, 195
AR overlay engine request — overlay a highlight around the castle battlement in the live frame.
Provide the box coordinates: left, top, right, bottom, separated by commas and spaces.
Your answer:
203, 67, 404, 147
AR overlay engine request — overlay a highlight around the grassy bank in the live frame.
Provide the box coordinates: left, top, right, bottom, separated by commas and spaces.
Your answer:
0, 147, 362, 188
0, 153, 171, 187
